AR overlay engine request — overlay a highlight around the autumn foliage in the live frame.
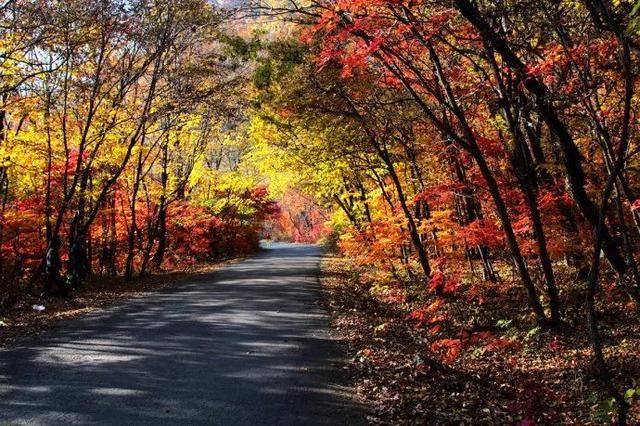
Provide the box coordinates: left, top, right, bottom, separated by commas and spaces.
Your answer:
248, 0, 640, 423
0, 0, 279, 304
3, 0, 640, 422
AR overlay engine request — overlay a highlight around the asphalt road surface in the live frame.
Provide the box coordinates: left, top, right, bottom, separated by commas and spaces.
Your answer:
0, 243, 366, 425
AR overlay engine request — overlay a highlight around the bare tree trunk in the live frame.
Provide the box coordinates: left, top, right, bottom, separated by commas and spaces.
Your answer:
126, 133, 146, 280
153, 139, 169, 268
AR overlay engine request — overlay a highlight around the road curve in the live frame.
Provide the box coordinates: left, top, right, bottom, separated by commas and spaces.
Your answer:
0, 243, 366, 425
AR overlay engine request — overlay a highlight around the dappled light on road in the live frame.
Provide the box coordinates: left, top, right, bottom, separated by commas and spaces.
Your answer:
0, 244, 365, 425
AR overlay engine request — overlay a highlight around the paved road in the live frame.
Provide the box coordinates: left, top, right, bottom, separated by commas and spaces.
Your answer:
0, 243, 366, 425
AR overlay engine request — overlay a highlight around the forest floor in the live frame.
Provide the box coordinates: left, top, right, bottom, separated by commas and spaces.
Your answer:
0, 258, 243, 347
320, 255, 640, 425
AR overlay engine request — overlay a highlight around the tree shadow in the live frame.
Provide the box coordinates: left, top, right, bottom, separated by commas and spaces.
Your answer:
0, 244, 367, 425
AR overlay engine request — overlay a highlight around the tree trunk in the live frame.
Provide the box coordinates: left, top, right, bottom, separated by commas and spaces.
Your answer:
454, 0, 628, 276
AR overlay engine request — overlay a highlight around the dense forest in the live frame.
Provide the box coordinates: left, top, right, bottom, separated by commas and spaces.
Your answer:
0, 0, 285, 301
2, 0, 640, 424
245, 0, 640, 423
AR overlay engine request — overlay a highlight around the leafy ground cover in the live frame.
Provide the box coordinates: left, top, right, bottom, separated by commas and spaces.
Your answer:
321, 255, 640, 425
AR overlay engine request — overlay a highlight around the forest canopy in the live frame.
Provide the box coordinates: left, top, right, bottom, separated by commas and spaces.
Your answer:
241, 0, 640, 423
2, 0, 640, 423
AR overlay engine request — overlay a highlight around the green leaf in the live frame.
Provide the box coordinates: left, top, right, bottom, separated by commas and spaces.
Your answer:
496, 319, 512, 329
525, 326, 541, 341
374, 323, 388, 332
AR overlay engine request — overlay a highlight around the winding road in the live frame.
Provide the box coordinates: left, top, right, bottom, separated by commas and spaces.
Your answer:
0, 243, 366, 425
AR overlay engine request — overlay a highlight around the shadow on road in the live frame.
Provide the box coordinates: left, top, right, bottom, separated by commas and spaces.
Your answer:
0, 244, 366, 425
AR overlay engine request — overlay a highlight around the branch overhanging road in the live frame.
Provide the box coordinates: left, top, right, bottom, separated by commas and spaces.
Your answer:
0, 243, 366, 425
